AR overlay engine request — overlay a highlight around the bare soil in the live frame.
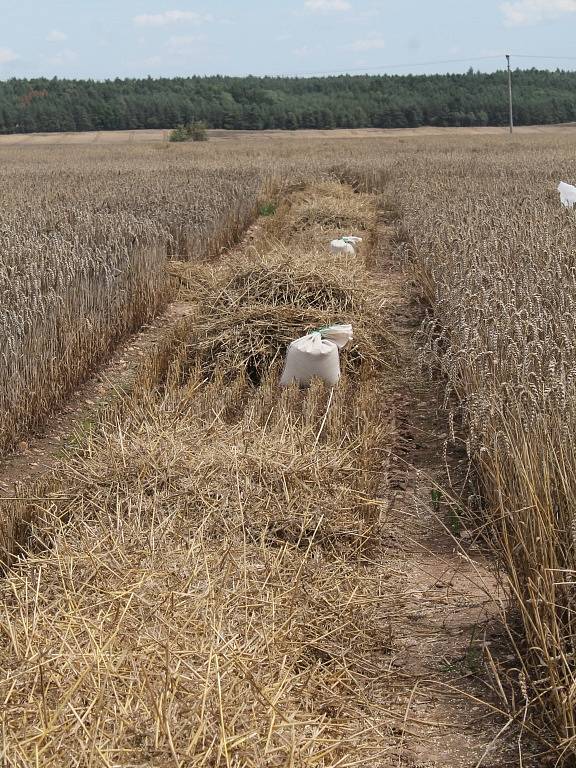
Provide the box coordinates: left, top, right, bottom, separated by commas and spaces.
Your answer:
377, 263, 535, 766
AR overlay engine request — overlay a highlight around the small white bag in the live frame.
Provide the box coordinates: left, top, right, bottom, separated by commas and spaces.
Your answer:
330, 238, 355, 256
558, 182, 576, 208
280, 324, 353, 387
329, 235, 363, 256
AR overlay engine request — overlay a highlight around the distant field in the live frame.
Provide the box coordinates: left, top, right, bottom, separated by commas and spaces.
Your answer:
1, 123, 576, 145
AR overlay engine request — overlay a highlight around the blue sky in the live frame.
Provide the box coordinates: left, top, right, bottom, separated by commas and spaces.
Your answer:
1, 0, 576, 80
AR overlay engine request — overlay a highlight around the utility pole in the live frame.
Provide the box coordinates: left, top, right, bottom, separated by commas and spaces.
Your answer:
506, 54, 514, 134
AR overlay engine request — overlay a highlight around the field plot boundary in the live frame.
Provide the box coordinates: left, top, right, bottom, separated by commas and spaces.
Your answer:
0, 177, 540, 766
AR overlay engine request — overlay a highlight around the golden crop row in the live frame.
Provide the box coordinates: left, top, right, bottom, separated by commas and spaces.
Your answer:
0, 143, 271, 452
392, 133, 576, 758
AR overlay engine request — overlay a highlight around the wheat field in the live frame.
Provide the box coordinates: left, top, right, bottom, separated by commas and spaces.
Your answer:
0, 132, 575, 763
390, 133, 576, 762
0, 143, 274, 455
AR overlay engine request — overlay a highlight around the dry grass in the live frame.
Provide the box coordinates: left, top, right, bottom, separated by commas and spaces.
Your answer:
0, 180, 403, 766
0, 370, 397, 767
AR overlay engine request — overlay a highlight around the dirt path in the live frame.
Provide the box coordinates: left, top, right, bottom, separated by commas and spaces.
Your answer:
374, 224, 538, 766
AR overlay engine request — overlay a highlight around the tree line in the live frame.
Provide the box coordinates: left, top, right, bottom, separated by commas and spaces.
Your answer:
0, 68, 575, 134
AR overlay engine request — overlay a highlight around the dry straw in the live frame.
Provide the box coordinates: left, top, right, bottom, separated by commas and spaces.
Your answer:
0, 179, 404, 766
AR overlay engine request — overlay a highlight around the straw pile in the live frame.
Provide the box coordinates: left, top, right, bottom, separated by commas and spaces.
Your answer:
0, 332, 400, 768
173, 248, 394, 386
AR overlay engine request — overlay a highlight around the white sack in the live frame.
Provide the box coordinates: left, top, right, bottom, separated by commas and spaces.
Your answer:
330, 238, 355, 256
319, 323, 353, 349
559, 181, 576, 208
280, 333, 340, 387
280, 324, 353, 387
329, 235, 363, 256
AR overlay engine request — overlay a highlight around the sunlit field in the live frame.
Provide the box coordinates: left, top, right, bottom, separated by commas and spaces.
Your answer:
0, 129, 575, 764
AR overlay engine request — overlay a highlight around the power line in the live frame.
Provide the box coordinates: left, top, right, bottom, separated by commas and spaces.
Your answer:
271, 55, 504, 78
264, 52, 576, 79
514, 54, 576, 61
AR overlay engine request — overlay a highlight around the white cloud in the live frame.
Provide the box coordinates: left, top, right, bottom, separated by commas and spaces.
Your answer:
46, 29, 68, 42
0, 48, 18, 65
304, 0, 351, 12
501, 0, 576, 25
347, 38, 384, 52
134, 10, 213, 27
